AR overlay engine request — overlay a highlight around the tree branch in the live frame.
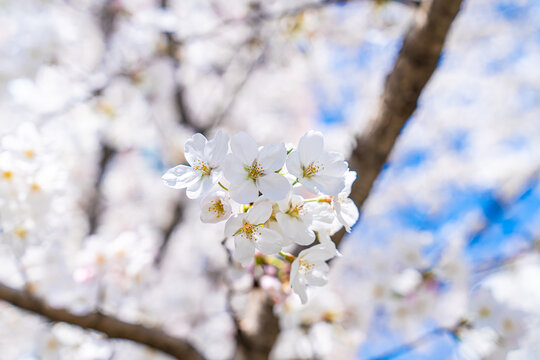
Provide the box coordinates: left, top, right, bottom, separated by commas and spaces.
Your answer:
0, 283, 205, 360
333, 0, 464, 248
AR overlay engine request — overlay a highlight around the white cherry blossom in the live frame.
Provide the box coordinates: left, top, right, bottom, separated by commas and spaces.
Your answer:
199, 192, 232, 223
275, 192, 316, 246
225, 201, 284, 266
223, 132, 290, 204
333, 170, 359, 232
286, 131, 348, 196
162, 130, 229, 199
290, 241, 337, 304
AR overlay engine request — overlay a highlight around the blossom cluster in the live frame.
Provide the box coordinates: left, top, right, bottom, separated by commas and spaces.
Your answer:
162, 130, 359, 303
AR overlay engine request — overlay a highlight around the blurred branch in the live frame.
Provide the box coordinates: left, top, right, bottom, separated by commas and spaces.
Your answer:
181, 0, 420, 43
160, 0, 206, 134
332, 0, 464, 248
212, 45, 267, 128
87, 143, 115, 236
0, 282, 205, 360
154, 201, 184, 266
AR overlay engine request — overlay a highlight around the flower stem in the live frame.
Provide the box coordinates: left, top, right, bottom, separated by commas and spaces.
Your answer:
292, 179, 299, 186
279, 251, 296, 263
218, 181, 229, 191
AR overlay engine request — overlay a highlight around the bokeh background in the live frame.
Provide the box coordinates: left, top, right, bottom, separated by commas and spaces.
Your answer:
1, 0, 540, 359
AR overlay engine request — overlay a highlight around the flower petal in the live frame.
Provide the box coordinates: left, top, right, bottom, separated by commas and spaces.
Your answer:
258, 143, 286, 172
298, 131, 323, 165
320, 151, 348, 177
295, 226, 316, 246
255, 228, 283, 255
257, 173, 290, 201
233, 236, 255, 266
230, 132, 258, 165
225, 214, 245, 237
229, 179, 259, 204
162, 165, 199, 189
206, 130, 229, 167
291, 275, 308, 304
246, 201, 273, 224
184, 133, 207, 166
223, 154, 248, 184
306, 268, 328, 286
285, 150, 302, 178
186, 174, 213, 199
334, 198, 359, 232
312, 175, 345, 196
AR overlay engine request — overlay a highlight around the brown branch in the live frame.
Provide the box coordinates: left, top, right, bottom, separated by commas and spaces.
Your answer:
87, 143, 115, 236
0, 283, 204, 360
332, 0, 463, 248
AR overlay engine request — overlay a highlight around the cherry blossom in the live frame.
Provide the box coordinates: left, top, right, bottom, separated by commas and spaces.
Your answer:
224, 201, 284, 266
286, 131, 348, 196
162, 130, 229, 199
199, 192, 232, 223
223, 132, 290, 204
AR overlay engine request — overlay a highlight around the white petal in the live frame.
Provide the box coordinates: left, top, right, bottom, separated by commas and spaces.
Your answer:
206, 130, 229, 167
225, 214, 245, 237
246, 201, 272, 224
342, 170, 357, 196
312, 175, 345, 196
186, 175, 213, 199
258, 143, 286, 172
230, 132, 258, 165
300, 245, 335, 262
298, 131, 323, 165
162, 165, 199, 189
233, 236, 255, 266
223, 154, 248, 184
306, 269, 328, 286
275, 213, 299, 235
184, 133, 207, 166
290, 259, 300, 284
255, 228, 283, 255
285, 150, 302, 178
229, 179, 259, 204
298, 177, 320, 195
291, 275, 308, 304
257, 173, 290, 201
335, 198, 359, 232
320, 152, 348, 177
295, 226, 316, 246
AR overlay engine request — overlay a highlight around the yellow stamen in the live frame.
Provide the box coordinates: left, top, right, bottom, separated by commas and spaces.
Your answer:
209, 200, 225, 218
193, 159, 212, 176
246, 161, 265, 180
3, 171, 13, 180
302, 162, 323, 178
25, 149, 35, 158
14, 226, 27, 239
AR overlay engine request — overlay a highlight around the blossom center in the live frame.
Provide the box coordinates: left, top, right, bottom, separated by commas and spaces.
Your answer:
2, 170, 13, 180
286, 202, 304, 218
246, 161, 265, 180
239, 223, 261, 241
193, 159, 212, 176
209, 200, 226, 218
299, 258, 314, 272
302, 162, 323, 178
478, 306, 491, 318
